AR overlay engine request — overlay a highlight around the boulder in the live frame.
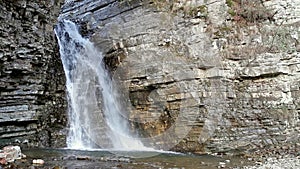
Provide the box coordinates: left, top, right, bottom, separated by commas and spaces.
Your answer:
0, 146, 23, 164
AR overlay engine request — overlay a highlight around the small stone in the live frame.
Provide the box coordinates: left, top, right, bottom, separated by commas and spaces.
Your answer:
255, 161, 263, 165
0, 158, 7, 165
64, 155, 76, 160
219, 162, 226, 165
21, 154, 26, 158
218, 162, 226, 168
32, 159, 44, 164
22, 139, 29, 144
296, 43, 300, 52
76, 156, 90, 160
2, 146, 22, 162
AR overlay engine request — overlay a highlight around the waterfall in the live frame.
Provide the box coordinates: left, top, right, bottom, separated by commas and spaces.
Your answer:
54, 20, 148, 150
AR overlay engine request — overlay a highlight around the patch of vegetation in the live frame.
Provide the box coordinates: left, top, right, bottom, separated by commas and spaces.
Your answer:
187, 5, 208, 19
226, 0, 276, 23
118, 0, 208, 19
118, 0, 143, 6
226, 0, 234, 8
228, 8, 236, 17
262, 25, 299, 53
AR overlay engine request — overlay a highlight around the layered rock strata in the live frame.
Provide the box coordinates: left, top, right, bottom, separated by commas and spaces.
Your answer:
45, 0, 300, 154
0, 0, 67, 147
0, 0, 300, 154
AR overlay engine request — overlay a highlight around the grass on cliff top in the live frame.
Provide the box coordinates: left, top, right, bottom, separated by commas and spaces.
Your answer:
118, 0, 208, 19
225, 0, 276, 23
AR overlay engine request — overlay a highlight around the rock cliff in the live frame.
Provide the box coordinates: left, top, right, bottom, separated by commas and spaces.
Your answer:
1, 0, 299, 156
0, 0, 67, 147
59, 0, 300, 155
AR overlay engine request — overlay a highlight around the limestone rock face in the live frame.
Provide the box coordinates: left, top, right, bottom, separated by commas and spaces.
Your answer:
61, 0, 300, 155
0, 0, 67, 147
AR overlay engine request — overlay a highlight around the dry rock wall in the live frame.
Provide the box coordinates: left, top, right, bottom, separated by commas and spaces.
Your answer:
0, 0, 67, 148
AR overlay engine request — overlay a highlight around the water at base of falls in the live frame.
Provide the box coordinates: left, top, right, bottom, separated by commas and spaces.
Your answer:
55, 19, 150, 151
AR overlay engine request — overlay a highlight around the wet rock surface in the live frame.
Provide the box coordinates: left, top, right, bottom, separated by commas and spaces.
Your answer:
0, 0, 67, 147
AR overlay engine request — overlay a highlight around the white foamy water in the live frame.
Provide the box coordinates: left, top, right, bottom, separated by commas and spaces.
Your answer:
54, 20, 150, 151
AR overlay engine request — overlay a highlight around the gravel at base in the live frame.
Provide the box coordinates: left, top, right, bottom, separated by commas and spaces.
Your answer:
240, 157, 300, 169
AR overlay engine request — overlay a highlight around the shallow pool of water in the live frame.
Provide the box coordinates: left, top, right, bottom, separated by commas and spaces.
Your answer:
8, 148, 254, 169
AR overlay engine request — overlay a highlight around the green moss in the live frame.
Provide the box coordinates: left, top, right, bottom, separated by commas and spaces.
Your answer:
213, 31, 224, 38
219, 26, 232, 32
228, 8, 236, 16
198, 5, 207, 14
187, 5, 208, 19
226, 0, 237, 18
226, 0, 234, 7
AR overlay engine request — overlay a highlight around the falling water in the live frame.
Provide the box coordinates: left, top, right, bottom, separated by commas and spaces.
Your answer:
54, 20, 148, 150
